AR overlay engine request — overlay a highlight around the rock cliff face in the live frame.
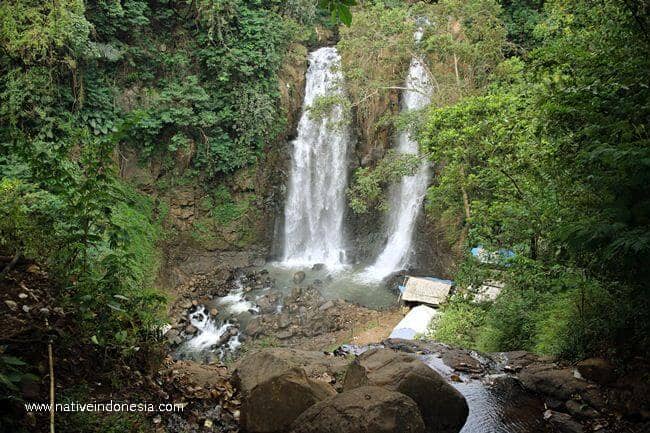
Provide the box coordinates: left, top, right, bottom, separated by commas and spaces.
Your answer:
117, 41, 310, 291
351, 91, 401, 168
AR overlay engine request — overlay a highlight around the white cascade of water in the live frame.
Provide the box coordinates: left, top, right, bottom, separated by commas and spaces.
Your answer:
362, 29, 433, 281
281, 47, 352, 268
186, 306, 240, 353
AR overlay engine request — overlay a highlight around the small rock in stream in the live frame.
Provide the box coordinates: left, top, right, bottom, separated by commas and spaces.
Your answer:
565, 399, 599, 419
278, 313, 291, 329
543, 410, 584, 433
318, 300, 334, 311
293, 271, 306, 285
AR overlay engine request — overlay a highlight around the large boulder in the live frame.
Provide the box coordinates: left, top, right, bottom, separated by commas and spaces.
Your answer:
233, 349, 348, 432
518, 363, 589, 401
290, 386, 426, 433
576, 358, 615, 385
343, 348, 468, 433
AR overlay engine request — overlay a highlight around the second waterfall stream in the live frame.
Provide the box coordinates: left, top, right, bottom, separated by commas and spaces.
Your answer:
362, 28, 433, 281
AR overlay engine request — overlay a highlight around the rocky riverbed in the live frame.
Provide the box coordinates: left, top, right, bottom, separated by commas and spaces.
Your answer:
153, 338, 649, 433
153, 259, 649, 433
165, 265, 404, 362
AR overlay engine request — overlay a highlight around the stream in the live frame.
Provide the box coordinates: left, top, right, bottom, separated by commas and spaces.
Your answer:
175, 265, 398, 362
422, 355, 546, 433
340, 345, 547, 433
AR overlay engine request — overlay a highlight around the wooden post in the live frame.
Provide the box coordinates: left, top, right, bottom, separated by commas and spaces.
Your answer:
46, 318, 55, 433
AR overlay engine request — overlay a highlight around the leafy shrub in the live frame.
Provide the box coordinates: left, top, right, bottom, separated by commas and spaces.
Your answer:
0, 354, 38, 433
348, 151, 422, 214
431, 297, 487, 348
0, 146, 166, 360
476, 286, 554, 353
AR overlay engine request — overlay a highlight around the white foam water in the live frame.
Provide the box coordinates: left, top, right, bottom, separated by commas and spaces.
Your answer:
218, 279, 259, 315
362, 28, 433, 281
281, 46, 352, 269
186, 306, 239, 352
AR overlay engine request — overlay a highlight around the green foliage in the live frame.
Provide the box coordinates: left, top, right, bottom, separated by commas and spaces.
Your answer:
0, 0, 91, 64
1, 0, 315, 181
212, 186, 251, 225
0, 353, 38, 433
0, 354, 36, 394
432, 260, 644, 361
420, 0, 650, 360
498, 0, 544, 53
319, 0, 357, 26
422, 89, 549, 257
430, 297, 487, 348
191, 185, 259, 249
0, 124, 165, 360
74, 181, 166, 353
348, 151, 422, 214
421, 0, 507, 101
466, 259, 644, 360
477, 284, 555, 353
338, 2, 413, 120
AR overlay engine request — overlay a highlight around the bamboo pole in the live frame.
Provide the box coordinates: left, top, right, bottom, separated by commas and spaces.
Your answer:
46, 318, 55, 433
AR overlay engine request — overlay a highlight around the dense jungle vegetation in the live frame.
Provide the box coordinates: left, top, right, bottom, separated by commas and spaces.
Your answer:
0, 0, 348, 349
0, 0, 649, 431
342, 0, 649, 361
0, 1, 335, 429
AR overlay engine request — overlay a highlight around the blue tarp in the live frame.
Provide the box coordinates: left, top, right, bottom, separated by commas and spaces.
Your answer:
471, 245, 515, 265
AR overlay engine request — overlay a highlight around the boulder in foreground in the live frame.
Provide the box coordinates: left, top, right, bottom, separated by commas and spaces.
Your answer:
290, 386, 426, 433
233, 349, 339, 433
344, 348, 469, 433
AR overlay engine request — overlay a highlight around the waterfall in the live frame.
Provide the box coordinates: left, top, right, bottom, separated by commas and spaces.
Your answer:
362, 29, 433, 280
281, 47, 352, 268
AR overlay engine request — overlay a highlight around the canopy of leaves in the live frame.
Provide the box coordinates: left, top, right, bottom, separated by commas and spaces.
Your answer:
422, 0, 650, 359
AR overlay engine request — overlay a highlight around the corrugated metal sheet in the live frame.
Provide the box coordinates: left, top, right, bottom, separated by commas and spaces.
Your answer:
400, 276, 453, 306
473, 280, 504, 302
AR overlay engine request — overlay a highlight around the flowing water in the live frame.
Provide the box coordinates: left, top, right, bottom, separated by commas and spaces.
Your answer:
362, 29, 433, 281
177, 305, 242, 360
176, 277, 264, 362
421, 355, 546, 433
263, 264, 398, 309
340, 345, 546, 433
282, 46, 352, 269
